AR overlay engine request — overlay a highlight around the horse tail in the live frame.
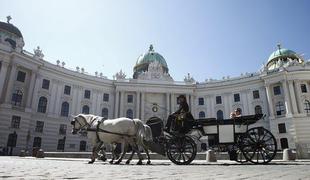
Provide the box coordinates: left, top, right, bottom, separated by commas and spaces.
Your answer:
133, 119, 152, 147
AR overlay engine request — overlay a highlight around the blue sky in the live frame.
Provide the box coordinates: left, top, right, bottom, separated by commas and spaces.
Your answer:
1, 0, 310, 81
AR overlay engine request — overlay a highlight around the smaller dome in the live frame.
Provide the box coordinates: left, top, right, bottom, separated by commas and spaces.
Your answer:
0, 21, 23, 38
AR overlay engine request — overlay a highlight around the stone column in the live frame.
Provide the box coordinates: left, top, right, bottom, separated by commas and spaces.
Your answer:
210, 95, 215, 118
246, 90, 253, 114
114, 91, 119, 118
96, 91, 101, 116
25, 71, 37, 111
265, 84, 275, 118
91, 89, 97, 115
190, 94, 194, 112
288, 80, 298, 114
224, 93, 230, 119
241, 91, 249, 115
48, 80, 58, 115
119, 91, 125, 117
71, 85, 79, 115
282, 80, 292, 116
141, 92, 145, 120
76, 86, 83, 114
4, 63, 17, 104
31, 74, 41, 110
294, 80, 304, 114
0, 61, 9, 100
171, 94, 175, 113
166, 93, 170, 118
136, 91, 140, 119
54, 81, 63, 116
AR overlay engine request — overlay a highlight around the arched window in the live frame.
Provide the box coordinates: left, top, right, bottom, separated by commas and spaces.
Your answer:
37, 96, 48, 113
80, 141, 86, 151
255, 105, 263, 115
102, 108, 108, 118
11, 90, 23, 106
126, 109, 133, 119
217, 110, 223, 120
33, 137, 42, 148
61, 102, 69, 117
304, 100, 310, 114
199, 111, 205, 118
82, 105, 90, 114
275, 101, 285, 116
280, 138, 289, 149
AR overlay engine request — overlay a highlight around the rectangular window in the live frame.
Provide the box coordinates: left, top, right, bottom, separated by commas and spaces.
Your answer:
35, 121, 44, 133
42, 79, 50, 89
127, 95, 133, 103
198, 97, 204, 105
216, 96, 222, 104
59, 124, 67, 135
278, 123, 286, 133
273, 86, 281, 95
11, 116, 21, 129
103, 93, 109, 102
253, 90, 260, 99
301, 84, 307, 93
64, 85, 71, 95
84, 90, 91, 99
234, 93, 240, 102
16, 71, 26, 82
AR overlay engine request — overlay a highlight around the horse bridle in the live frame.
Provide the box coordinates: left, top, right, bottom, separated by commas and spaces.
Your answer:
71, 115, 90, 133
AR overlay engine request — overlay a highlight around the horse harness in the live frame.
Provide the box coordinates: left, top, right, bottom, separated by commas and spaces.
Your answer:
86, 117, 136, 143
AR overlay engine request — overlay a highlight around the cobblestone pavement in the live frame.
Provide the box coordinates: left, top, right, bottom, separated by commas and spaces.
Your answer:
0, 157, 310, 180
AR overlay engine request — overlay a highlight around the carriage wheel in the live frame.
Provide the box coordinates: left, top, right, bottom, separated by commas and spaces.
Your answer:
241, 127, 277, 164
231, 145, 248, 163
167, 135, 197, 165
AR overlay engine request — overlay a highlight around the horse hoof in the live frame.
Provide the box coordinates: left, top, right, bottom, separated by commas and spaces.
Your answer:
136, 161, 143, 165
114, 161, 121, 164
109, 161, 113, 164
88, 161, 94, 164
125, 160, 130, 164
147, 161, 151, 165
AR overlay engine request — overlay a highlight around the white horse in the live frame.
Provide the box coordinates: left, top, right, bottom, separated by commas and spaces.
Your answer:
71, 114, 153, 165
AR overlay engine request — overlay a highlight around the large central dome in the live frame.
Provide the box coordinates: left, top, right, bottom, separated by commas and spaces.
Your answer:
133, 45, 169, 79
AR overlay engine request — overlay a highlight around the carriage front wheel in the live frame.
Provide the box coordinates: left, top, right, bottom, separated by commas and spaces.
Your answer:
167, 135, 197, 165
241, 127, 277, 164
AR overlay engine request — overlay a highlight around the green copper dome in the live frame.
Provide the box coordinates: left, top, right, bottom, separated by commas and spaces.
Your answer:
266, 44, 304, 70
268, 48, 299, 63
133, 45, 169, 79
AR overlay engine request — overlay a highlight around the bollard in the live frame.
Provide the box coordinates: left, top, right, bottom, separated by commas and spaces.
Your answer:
206, 149, 217, 162
19, 150, 26, 157
36, 149, 44, 158
283, 148, 296, 161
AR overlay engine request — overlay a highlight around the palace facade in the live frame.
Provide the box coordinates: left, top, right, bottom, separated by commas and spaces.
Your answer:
0, 18, 310, 157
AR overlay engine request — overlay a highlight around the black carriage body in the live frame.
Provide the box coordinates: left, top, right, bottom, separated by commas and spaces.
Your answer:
197, 114, 263, 146
146, 114, 277, 165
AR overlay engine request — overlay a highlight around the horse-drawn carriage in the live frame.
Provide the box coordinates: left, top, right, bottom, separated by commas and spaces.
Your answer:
145, 114, 277, 165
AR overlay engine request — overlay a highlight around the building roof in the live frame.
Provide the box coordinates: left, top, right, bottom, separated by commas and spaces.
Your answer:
0, 21, 23, 38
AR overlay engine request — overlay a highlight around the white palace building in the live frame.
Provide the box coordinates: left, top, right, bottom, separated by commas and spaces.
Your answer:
0, 18, 310, 157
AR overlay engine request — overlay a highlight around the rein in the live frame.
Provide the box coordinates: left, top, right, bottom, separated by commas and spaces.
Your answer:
86, 118, 135, 138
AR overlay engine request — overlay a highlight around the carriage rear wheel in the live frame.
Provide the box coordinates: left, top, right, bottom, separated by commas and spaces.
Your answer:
167, 135, 197, 165
241, 127, 277, 164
